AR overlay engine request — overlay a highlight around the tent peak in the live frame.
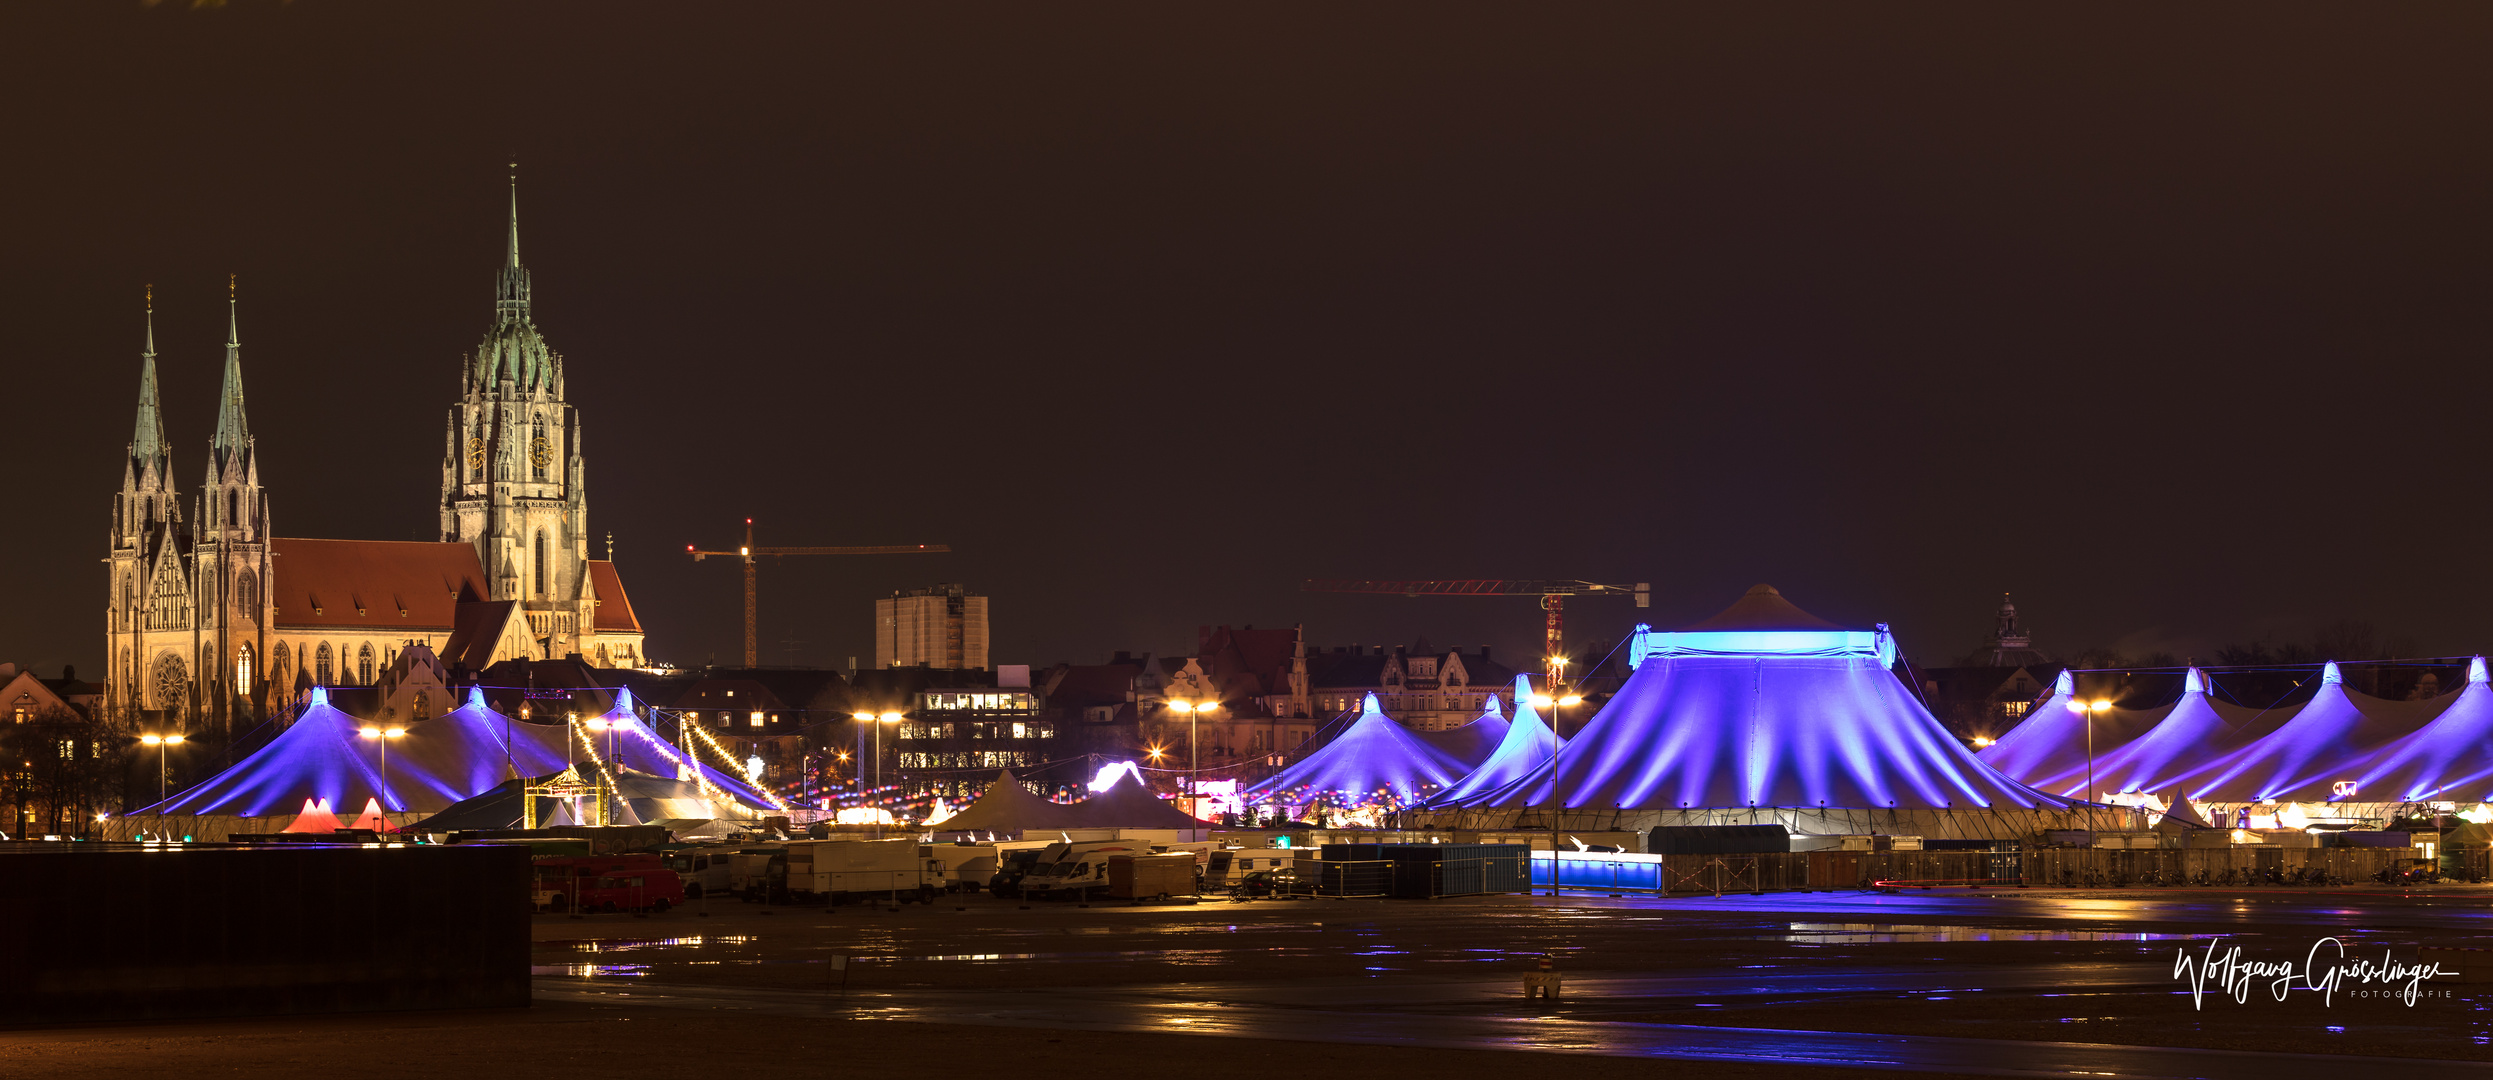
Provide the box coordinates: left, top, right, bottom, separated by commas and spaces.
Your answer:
1680, 583, 1846, 632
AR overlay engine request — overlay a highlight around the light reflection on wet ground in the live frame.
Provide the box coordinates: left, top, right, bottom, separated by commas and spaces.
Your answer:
1777, 922, 2195, 943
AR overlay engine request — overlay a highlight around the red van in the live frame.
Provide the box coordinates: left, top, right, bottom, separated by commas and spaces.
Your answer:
533, 854, 665, 912
574, 869, 685, 913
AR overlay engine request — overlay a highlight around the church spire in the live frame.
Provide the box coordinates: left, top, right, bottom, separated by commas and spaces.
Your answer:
212, 275, 250, 462
130, 285, 166, 467
507, 166, 522, 268
495, 163, 531, 324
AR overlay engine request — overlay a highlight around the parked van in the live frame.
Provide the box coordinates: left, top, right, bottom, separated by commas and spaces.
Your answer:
731, 848, 787, 903
662, 848, 735, 900
1020, 837, 1159, 900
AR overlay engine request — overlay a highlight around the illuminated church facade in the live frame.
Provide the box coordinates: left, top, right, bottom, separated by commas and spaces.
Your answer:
104, 185, 645, 731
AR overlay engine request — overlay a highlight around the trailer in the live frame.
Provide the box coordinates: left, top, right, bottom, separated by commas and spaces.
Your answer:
661, 847, 737, 900
786, 838, 933, 904
1107, 853, 1200, 903
730, 848, 786, 902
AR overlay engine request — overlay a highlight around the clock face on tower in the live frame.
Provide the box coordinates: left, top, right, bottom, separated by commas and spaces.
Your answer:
467, 437, 485, 472
530, 430, 552, 471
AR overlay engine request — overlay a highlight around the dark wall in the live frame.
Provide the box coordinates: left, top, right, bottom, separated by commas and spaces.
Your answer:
0, 844, 528, 1024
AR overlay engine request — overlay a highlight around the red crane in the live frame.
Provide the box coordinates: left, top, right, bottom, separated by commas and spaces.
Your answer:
689, 518, 951, 667
1300, 579, 1651, 690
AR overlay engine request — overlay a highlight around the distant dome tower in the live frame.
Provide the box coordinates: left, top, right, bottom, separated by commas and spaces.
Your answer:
1989, 593, 2046, 666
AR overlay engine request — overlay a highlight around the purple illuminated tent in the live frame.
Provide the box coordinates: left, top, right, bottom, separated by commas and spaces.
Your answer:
1450, 586, 2083, 829
2026, 669, 2254, 799
2161, 662, 2445, 803
2346, 657, 2493, 803
131, 688, 440, 821
1413, 698, 1511, 769
1977, 670, 2166, 783
1426, 676, 1564, 807
587, 690, 785, 810
1243, 693, 1469, 807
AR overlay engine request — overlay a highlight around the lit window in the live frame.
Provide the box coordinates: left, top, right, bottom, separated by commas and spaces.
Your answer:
2001, 701, 2031, 719
749, 711, 764, 727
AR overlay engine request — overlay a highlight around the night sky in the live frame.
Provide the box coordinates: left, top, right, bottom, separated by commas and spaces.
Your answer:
6, 4, 2491, 680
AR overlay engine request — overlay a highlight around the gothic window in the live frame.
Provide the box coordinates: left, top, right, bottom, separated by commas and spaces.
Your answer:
234, 569, 258, 617
152, 653, 187, 710
272, 642, 290, 691
227, 489, 239, 526
530, 416, 548, 480
534, 531, 548, 597
236, 643, 254, 691
357, 644, 376, 686
315, 642, 334, 686
594, 644, 610, 667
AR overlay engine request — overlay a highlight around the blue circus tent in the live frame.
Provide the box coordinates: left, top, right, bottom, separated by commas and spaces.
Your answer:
2164, 662, 2444, 803
132, 687, 579, 819
2033, 669, 2254, 799
1412, 696, 1512, 769
130, 686, 777, 827
1463, 585, 2081, 814
1243, 693, 1469, 807
2347, 657, 2493, 803
584, 689, 785, 810
1978, 670, 2164, 784
1426, 675, 1564, 807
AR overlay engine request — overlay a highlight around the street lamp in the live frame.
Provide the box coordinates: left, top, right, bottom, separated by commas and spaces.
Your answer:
1530, 691, 1584, 895
139, 732, 186, 802
358, 725, 405, 812
2066, 697, 2114, 831
854, 711, 904, 812
1168, 700, 1214, 821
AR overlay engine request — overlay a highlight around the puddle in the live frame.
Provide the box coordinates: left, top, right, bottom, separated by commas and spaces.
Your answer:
545, 936, 757, 953
1777, 923, 2194, 944
530, 963, 651, 977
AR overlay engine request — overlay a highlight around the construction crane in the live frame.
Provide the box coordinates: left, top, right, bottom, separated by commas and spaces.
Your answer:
689, 518, 951, 667
1300, 579, 1651, 690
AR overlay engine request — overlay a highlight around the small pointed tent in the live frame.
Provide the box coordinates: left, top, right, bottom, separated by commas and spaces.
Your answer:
1413, 697, 1511, 769
346, 798, 398, 833
281, 798, 342, 834
2348, 658, 2493, 803
1067, 771, 1210, 830
1243, 693, 1469, 807
925, 771, 1086, 834
1427, 676, 1565, 807
1463, 585, 2080, 815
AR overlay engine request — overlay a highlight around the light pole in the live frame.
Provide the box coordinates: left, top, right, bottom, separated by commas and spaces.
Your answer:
1168, 700, 1209, 820
139, 732, 186, 802
855, 711, 903, 823
1530, 689, 1583, 896
358, 725, 406, 812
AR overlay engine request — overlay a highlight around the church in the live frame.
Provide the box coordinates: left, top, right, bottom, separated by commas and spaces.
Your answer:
104, 184, 647, 732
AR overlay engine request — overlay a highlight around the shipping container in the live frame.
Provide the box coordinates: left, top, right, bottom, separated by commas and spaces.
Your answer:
1107, 853, 1199, 902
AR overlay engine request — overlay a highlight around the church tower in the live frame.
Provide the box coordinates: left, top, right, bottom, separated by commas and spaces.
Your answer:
107, 290, 189, 721
195, 281, 273, 729
441, 176, 593, 660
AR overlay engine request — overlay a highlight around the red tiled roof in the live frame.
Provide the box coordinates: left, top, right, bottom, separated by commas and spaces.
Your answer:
270, 539, 488, 631
587, 560, 640, 633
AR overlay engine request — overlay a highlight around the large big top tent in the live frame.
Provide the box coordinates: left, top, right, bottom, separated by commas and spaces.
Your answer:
2158, 662, 2446, 803
2345, 657, 2493, 804
119, 686, 778, 840
1243, 693, 1469, 810
1425, 675, 1563, 807
1412, 701, 1510, 769
1427, 585, 2095, 837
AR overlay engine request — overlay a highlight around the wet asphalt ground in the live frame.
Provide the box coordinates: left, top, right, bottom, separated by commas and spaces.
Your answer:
8, 884, 2493, 1078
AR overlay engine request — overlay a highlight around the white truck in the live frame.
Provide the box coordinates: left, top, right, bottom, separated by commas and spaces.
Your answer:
786, 838, 935, 904
1018, 837, 1163, 900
